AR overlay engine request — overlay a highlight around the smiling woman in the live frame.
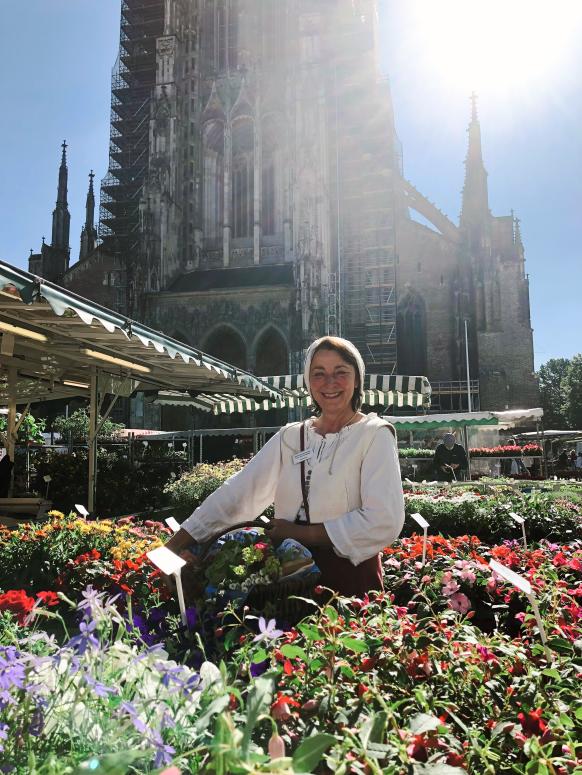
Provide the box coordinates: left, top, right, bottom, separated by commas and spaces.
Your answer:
404, 0, 582, 97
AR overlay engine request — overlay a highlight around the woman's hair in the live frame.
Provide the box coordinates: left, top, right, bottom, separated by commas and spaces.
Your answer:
308, 336, 364, 415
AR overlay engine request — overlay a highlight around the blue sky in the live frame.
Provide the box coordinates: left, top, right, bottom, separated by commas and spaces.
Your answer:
0, 1, 580, 370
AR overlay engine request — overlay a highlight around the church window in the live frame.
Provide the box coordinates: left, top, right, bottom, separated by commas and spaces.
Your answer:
202, 120, 225, 243
202, 1, 230, 73
228, 0, 238, 70
261, 116, 282, 237
397, 293, 427, 376
232, 118, 254, 239
204, 325, 247, 369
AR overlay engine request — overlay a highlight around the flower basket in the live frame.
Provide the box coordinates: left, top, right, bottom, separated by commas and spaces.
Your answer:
180, 519, 320, 621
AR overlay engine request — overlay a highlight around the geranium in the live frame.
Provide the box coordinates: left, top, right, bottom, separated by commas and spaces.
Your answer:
518, 708, 547, 737
36, 591, 60, 607
0, 590, 35, 624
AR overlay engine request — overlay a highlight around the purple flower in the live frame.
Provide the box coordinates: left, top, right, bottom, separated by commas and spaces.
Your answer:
83, 673, 118, 698
0, 723, 8, 753
67, 619, 99, 655
253, 617, 283, 643
250, 659, 269, 677
150, 730, 175, 767
185, 607, 198, 629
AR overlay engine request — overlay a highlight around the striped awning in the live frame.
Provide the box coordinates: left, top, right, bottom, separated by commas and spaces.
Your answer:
152, 378, 430, 415
266, 374, 431, 397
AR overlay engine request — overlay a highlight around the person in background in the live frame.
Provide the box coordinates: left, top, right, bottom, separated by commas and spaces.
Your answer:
0, 445, 13, 498
569, 449, 577, 470
576, 451, 582, 471
433, 432, 468, 482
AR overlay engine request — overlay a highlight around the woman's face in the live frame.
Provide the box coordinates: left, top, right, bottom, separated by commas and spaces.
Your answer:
309, 348, 357, 417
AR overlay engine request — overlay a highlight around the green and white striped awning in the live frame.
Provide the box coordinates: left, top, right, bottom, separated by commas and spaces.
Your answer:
0, 260, 279, 404
153, 373, 431, 415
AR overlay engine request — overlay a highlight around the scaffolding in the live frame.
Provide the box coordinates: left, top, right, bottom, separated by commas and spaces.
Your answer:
332, 11, 398, 374
99, 0, 165, 313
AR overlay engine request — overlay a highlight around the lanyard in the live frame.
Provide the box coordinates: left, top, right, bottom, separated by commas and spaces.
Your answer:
296, 421, 311, 525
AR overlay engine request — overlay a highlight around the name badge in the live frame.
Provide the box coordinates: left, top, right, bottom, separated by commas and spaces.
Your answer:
293, 449, 313, 465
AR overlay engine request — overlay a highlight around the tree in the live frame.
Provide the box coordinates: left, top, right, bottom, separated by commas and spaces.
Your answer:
562, 354, 582, 430
53, 409, 125, 444
537, 357, 569, 429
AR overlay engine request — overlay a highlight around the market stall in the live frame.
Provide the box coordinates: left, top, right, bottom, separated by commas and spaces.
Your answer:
0, 260, 280, 511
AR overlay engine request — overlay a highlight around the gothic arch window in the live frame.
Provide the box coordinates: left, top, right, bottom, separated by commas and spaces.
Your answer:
254, 327, 288, 377
232, 118, 254, 240
202, 120, 224, 243
228, 0, 239, 70
261, 116, 283, 238
204, 325, 247, 370
202, 1, 230, 72
396, 293, 427, 376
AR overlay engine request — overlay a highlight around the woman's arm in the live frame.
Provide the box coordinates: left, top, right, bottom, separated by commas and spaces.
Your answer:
324, 427, 405, 565
178, 431, 282, 543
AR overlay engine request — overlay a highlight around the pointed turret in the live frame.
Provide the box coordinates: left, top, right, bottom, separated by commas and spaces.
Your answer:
80, 170, 98, 260
460, 94, 490, 245
51, 140, 71, 250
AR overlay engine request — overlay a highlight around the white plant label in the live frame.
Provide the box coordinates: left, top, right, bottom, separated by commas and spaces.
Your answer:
489, 559, 551, 660
147, 546, 189, 627
410, 512, 429, 529
165, 517, 181, 533
75, 504, 90, 518
147, 546, 186, 576
509, 512, 524, 525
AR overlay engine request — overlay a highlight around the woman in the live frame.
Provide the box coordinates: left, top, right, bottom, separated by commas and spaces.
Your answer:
165, 336, 405, 597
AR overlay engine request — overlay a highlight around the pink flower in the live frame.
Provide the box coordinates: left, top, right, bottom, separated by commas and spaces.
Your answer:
448, 592, 471, 615
442, 580, 460, 597
486, 577, 497, 593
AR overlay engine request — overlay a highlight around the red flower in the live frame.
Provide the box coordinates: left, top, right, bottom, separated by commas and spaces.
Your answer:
36, 590, 59, 607
0, 589, 35, 624
271, 692, 300, 720
359, 657, 378, 672
518, 708, 547, 737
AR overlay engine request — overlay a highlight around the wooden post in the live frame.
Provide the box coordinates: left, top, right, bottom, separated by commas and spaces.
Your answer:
6, 366, 17, 496
88, 367, 98, 513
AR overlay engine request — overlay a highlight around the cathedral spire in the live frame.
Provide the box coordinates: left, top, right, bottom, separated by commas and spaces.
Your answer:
51, 140, 71, 249
80, 170, 98, 260
460, 93, 490, 236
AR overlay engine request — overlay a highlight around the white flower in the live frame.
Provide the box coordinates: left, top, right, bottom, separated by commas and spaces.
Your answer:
253, 617, 284, 643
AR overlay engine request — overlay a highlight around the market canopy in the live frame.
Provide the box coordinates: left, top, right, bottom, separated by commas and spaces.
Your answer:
0, 260, 279, 404
384, 408, 543, 431
149, 373, 432, 415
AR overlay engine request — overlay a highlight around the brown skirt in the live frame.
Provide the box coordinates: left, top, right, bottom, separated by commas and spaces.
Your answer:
309, 546, 383, 598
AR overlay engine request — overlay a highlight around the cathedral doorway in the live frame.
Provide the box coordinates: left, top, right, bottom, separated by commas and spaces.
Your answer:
396, 292, 427, 377
203, 325, 247, 370
254, 327, 289, 427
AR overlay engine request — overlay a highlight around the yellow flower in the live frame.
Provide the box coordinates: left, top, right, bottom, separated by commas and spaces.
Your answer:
47, 510, 65, 519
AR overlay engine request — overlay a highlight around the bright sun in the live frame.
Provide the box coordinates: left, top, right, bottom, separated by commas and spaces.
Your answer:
403, 0, 582, 97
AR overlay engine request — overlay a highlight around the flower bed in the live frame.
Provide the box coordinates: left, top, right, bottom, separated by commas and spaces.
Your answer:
1, 514, 581, 772
469, 444, 543, 457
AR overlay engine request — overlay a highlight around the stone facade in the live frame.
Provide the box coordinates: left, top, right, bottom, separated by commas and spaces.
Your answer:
29, 0, 538, 414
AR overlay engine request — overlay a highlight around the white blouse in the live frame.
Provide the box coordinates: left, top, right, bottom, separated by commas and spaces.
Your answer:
181, 413, 405, 566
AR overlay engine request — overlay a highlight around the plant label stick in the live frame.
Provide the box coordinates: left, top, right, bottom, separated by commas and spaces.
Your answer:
147, 546, 188, 627
165, 517, 181, 533
410, 513, 429, 565
509, 512, 527, 550
75, 504, 89, 518
489, 560, 551, 661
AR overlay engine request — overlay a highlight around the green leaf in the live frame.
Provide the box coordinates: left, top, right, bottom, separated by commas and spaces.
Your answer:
575, 705, 582, 721
292, 733, 337, 773
541, 668, 561, 680
280, 644, 308, 661
324, 605, 338, 623
195, 694, 231, 734
251, 648, 269, 664
339, 636, 368, 653
408, 713, 442, 735
299, 623, 323, 641
242, 675, 274, 755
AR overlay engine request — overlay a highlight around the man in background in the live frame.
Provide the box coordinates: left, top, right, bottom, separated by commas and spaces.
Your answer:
433, 432, 468, 482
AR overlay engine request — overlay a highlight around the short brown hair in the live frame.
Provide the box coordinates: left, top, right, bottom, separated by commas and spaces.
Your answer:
309, 337, 364, 414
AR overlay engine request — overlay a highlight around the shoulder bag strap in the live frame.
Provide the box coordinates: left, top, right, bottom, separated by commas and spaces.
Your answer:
297, 421, 311, 525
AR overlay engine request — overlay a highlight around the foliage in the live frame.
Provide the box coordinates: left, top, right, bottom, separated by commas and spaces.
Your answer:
52, 408, 125, 443
0, 412, 45, 444
1, 512, 581, 773
538, 357, 569, 429
399, 448, 435, 458
32, 448, 186, 516
561, 353, 582, 430
403, 489, 581, 543
163, 458, 247, 512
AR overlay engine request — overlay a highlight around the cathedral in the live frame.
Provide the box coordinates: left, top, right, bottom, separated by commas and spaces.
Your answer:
29, 0, 539, 419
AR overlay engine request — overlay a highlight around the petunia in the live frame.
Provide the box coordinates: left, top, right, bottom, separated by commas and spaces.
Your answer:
448, 592, 471, 615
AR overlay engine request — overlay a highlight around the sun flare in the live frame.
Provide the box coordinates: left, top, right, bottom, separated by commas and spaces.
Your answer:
402, 0, 582, 97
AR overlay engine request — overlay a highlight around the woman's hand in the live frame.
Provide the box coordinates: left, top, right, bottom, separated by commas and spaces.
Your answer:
266, 519, 295, 547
